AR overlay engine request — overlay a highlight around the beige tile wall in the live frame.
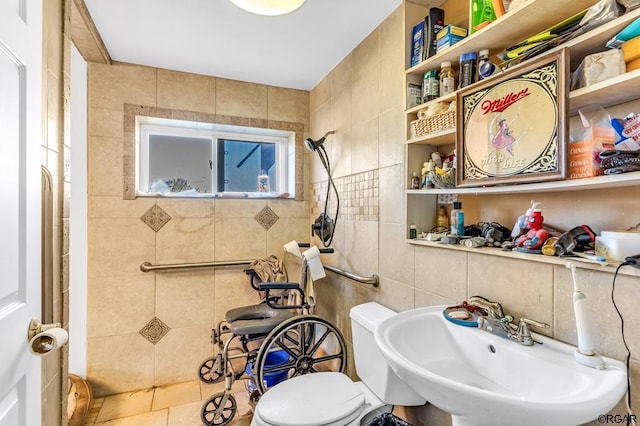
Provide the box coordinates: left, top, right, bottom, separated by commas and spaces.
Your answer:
42, 0, 72, 424
86, 62, 311, 396
309, 4, 640, 426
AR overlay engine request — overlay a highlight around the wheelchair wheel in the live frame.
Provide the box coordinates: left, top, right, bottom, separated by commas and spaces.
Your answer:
254, 315, 347, 394
198, 355, 223, 384
201, 392, 237, 426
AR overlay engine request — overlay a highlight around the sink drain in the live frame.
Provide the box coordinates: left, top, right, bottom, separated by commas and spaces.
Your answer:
488, 344, 496, 353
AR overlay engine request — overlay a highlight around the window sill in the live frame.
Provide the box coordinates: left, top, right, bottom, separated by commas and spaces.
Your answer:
135, 191, 293, 199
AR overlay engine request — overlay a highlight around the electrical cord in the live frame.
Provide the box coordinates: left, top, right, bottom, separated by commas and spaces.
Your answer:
612, 262, 635, 426
315, 143, 339, 248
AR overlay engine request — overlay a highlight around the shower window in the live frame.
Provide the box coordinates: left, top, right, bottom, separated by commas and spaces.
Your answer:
137, 117, 294, 197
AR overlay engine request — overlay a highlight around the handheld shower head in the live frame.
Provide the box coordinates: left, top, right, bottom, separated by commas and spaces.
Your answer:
305, 130, 335, 152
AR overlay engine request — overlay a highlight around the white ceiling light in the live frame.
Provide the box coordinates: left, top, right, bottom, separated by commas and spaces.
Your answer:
229, 0, 305, 16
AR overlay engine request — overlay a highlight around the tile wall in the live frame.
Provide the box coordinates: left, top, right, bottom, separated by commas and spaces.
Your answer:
42, 0, 72, 424
86, 62, 311, 396
309, 4, 640, 426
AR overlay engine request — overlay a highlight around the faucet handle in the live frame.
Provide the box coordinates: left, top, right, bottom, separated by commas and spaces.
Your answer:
517, 318, 551, 336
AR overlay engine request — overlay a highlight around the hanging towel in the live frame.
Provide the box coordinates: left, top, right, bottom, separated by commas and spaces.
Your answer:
249, 255, 287, 283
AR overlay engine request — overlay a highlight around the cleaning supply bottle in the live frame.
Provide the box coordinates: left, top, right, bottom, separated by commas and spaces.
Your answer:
450, 201, 464, 236
478, 49, 501, 80
436, 205, 449, 229
459, 52, 477, 88
439, 61, 456, 96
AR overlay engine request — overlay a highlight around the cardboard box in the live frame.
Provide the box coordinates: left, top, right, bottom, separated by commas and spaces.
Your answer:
407, 82, 422, 109
568, 127, 616, 179
436, 34, 465, 52
411, 21, 425, 67
436, 24, 468, 40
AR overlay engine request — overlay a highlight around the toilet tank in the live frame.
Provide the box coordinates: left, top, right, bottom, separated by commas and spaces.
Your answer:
349, 303, 425, 406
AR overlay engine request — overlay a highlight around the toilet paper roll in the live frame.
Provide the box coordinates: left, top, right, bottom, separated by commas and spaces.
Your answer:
29, 327, 68, 357
302, 246, 325, 281
283, 240, 302, 258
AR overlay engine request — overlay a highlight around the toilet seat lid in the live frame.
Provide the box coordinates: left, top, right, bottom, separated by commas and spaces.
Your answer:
256, 372, 365, 426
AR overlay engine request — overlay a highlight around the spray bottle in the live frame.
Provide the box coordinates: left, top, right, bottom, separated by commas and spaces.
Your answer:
510, 200, 540, 239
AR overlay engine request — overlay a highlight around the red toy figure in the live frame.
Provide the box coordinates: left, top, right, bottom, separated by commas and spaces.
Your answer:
514, 210, 549, 251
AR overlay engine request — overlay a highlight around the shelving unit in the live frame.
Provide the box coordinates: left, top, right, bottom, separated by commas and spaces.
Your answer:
405, 238, 640, 277
403, 0, 640, 238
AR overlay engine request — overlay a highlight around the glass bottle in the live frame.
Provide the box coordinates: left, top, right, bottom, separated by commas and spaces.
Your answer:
411, 172, 420, 189
436, 205, 449, 229
450, 201, 465, 236
439, 61, 456, 96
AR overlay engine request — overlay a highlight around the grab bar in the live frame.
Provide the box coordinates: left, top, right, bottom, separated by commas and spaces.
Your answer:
323, 264, 379, 287
140, 260, 379, 287
140, 260, 252, 273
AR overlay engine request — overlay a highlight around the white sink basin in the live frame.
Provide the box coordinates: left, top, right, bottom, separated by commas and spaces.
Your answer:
374, 306, 627, 426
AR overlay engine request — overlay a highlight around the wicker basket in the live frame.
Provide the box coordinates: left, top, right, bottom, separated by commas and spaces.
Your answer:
429, 168, 456, 189
411, 111, 456, 138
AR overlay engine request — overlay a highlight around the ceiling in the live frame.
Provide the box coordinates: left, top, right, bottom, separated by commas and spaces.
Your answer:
84, 0, 403, 91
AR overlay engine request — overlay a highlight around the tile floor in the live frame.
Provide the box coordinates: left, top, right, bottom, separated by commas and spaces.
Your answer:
85, 379, 252, 426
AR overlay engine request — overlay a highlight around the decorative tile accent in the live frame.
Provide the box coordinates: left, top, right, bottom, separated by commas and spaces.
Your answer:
312, 169, 379, 221
140, 205, 172, 232
254, 206, 279, 230
139, 317, 170, 344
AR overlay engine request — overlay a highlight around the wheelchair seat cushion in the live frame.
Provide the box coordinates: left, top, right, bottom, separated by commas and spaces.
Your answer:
227, 304, 295, 336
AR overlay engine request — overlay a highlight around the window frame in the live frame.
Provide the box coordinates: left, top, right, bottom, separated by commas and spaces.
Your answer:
135, 116, 295, 198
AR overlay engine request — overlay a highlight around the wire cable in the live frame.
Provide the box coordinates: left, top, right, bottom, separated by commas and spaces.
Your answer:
612, 262, 635, 426
316, 143, 339, 247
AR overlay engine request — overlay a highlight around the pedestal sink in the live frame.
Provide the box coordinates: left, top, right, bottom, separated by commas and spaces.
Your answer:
374, 306, 627, 426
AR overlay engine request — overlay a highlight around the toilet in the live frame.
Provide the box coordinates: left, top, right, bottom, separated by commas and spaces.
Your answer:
251, 302, 426, 426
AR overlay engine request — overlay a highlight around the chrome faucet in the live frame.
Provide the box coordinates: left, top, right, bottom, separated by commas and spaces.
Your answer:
470, 296, 551, 346
477, 316, 550, 346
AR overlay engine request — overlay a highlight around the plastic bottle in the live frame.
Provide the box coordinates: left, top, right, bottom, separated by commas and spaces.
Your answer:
459, 52, 477, 89
421, 160, 434, 189
409, 224, 417, 239
257, 170, 270, 192
411, 172, 420, 189
423, 69, 440, 102
439, 61, 456, 96
450, 201, 465, 236
436, 205, 449, 228
478, 49, 501, 80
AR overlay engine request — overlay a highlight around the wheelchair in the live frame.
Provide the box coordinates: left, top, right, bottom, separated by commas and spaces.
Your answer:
198, 247, 347, 426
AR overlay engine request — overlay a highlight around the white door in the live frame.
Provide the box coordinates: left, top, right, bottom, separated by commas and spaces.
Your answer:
0, 1, 43, 425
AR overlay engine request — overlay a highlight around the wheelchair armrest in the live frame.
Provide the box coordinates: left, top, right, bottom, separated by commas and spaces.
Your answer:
258, 282, 300, 291
244, 269, 262, 291
259, 282, 306, 310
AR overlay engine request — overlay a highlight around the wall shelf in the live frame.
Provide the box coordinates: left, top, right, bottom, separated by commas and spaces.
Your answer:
405, 0, 597, 77
407, 238, 640, 278
406, 171, 640, 195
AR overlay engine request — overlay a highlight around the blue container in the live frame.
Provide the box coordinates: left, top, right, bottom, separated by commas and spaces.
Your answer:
246, 350, 290, 392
